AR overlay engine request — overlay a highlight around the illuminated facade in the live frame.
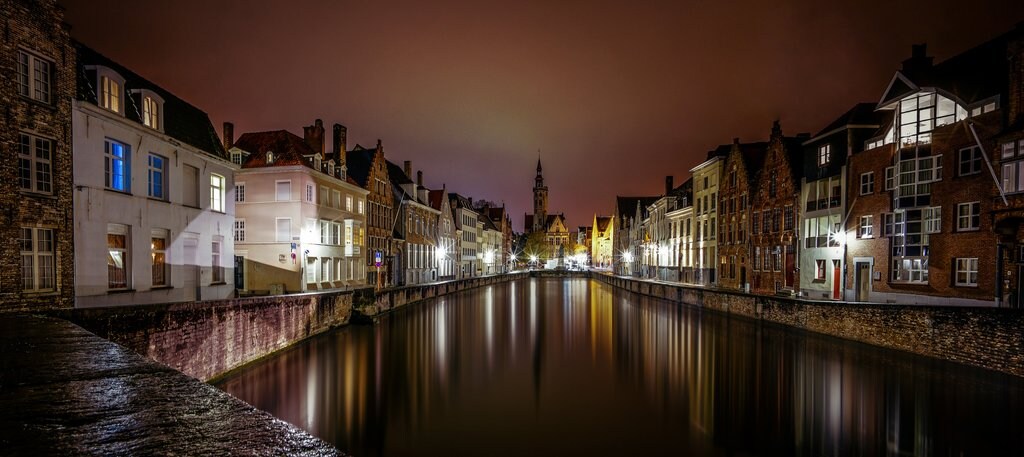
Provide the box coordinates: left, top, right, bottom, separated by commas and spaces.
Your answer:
525, 159, 570, 257
591, 215, 614, 269
689, 150, 727, 285
718, 139, 767, 291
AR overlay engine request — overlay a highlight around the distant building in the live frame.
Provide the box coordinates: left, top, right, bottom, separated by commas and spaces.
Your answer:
718, 139, 767, 291
614, 196, 658, 276
387, 160, 440, 285
591, 215, 614, 269
429, 187, 457, 281
450, 193, 479, 277
524, 159, 569, 258
72, 43, 238, 307
689, 147, 729, 285
2, 0, 75, 311
346, 141, 394, 288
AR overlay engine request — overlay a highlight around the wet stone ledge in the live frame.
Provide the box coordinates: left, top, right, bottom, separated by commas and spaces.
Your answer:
0, 314, 340, 456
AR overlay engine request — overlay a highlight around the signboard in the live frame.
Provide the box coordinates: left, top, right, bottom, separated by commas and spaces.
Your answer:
374, 251, 382, 267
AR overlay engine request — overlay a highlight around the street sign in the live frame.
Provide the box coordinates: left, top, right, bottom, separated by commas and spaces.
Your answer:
374, 251, 382, 267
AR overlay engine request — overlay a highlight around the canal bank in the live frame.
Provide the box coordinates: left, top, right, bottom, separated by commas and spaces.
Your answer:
593, 272, 1024, 377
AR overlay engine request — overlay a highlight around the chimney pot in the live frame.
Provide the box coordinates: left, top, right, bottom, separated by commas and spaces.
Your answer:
417, 170, 423, 187
223, 122, 234, 151
404, 160, 412, 178
665, 176, 673, 195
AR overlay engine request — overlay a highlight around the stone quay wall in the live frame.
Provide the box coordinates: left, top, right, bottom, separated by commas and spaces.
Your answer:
593, 273, 1024, 377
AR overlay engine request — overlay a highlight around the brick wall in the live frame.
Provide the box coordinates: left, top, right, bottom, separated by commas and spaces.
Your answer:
594, 273, 1024, 377
0, 0, 75, 311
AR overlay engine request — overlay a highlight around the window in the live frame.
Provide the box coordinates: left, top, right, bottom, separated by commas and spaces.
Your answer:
234, 220, 245, 242
358, 200, 364, 214
319, 220, 329, 244
100, 75, 121, 113
897, 92, 965, 146
753, 247, 760, 271
306, 257, 317, 284
231, 151, 244, 165
331, 222, 341, 245
143, 95, 160, 129
859, 215, 873, 238
276, 180, 291, 201
896, 155, 942, 201
885, 166, 896, 191
20, 227, 55, 292
17, 50, 51, 103
959, 147, 982, 176
883, 212, 904, 237
105, 139, 131, 192
957, 202, 980, 231
212, 239, 223, 283
784, 205, 794, 231
267, 151, 275, 164
332, 190, 341, 209
18, 133, 52, 194
276, 218, 291, 242
210, 174, 225, 212
1001, 142, 1024, 194
148, 154, 167, 200
322, 257, 330, 282
815, 259, 826, 280
955, 258, 979, 286
804, 214, 841, 248
711, 193, 716, 210
151, 230, 168, 287
772, 209, 780, 233
107, 224, 129, 290
860, 172, 874, 195
893, 257, 928, 283
751, 212, 759, 235
818, 144, 831, 166
923, 206, 941, 234
320, 185, 329, 206
306, 183, 314, 202
235, 183, 245, 202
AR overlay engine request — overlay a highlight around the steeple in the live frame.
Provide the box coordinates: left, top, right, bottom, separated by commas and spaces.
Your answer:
532, 155, 548, 233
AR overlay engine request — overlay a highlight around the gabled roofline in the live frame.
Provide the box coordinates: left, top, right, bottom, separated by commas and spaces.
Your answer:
877, 71, 920, 109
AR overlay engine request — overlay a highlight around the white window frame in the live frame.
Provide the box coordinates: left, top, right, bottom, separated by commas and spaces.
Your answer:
210, 174, 226, 212
957, 202, 980, 232
276, 218, 292, 243
235, 182, 245, 202
212, 238, 224, 283
320, 185, 329, 206
818, 144, 831, 166
346, 195, 353, 212
18, 132, 53, 194
104, 139, 131, 193
18, 49, 53, 104
151, 229, 169, 287
275, 180, 291, 201
923, 206, 941, 234
958, 146, 982, 176
107, 223, 130, 290
859, 215, 873, 238
136, 90, 164, 131
97, 68, 125, 115
815, 259, 826, 280
955, 258, 978, 287
234, 219, 246, 242
306, 183, 314, 202
859, 172, 874, 196
148, 153, 168, 200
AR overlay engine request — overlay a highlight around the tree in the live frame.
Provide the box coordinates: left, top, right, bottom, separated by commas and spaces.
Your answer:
522, 231, 550, 263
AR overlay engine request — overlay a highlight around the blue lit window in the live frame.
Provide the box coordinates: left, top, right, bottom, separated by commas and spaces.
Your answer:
148, 154, 166, 200
105, 139, 130, 192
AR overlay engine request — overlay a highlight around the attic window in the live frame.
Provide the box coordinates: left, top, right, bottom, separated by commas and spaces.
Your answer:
231, 151, 243, 165
340, 164, 347, 180
133, 89, 164, 131
314, 156, 321, 170
94, 66, 125, 115
267, 151, 275, 164
328, 162, 335, 176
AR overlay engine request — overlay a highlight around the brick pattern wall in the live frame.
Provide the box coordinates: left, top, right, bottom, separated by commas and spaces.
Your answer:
718, 145, 752, 290
751, 125, 800, 294
0, 0, 75, 311
594, 273, 1024, 377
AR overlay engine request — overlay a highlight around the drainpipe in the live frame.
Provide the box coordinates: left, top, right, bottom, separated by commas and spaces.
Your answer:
996, 243, 1004, 307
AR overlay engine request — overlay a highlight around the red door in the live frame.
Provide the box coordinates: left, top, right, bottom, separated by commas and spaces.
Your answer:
832, 260, 841, 300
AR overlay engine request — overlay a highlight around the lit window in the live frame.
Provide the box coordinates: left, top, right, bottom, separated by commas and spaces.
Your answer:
818, 144, 831, 166
17, 50, 51, 104
234, 219, 245, 242
923, 206, 941, 234
20, 227, 55, 292
104, 139, 131, 192
18, 133, 52, 194
957, 202, 980, 231
885, 166, 896, 191
859, 215, 873, 238
107, 224, 130, 290
100, 75, 121, 113
212, 239, 223, 283
142, 95, 160, 129
955, 258, 978, 286
210, 174, 225, 212
148, 154, 167, 200
267, 151, 275, 164
235, 183, 245, 202
346, 195, 353, 212
958, 147, 982, 176
151, 229, 168, 287
860, 172, 874, 195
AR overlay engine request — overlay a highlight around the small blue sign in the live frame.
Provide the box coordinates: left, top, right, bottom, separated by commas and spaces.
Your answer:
374, 251, 382, 267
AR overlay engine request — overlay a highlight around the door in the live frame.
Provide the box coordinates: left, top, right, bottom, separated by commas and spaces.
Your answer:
183, 238, 199, 302
784, 246, 795, 287
832, 260, 841, 300
234, 255, 245, 290
855, 262, 870, 302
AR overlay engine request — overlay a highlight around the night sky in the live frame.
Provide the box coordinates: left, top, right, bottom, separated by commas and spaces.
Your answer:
62, 0, 1023, 231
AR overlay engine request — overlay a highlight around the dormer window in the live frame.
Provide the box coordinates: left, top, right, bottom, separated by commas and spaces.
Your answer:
267, 151, 275, 164
231, 150, 246, 165
143, 95, 160, 129
818, 144, 831, 166
314, 155, 322, 171
340, 164, 347, 180
328, 161, 335, 176
91, 66, 126, 115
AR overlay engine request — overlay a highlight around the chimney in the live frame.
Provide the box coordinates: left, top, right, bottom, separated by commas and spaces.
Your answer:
901, 43, 933, 76
417, 170, 423, 187
404, 160, 412, 178
303, 119, 325, 156
665, 175, 673, 195
332, 123, 347, 163
222, 122, 235, 151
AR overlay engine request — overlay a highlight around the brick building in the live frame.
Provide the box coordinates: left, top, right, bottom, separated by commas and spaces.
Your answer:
718, 139, 767, 291
1, 0, 75, 311
346, 141, 393, 288
749, 122, 807, 295
387, 160, 440, 285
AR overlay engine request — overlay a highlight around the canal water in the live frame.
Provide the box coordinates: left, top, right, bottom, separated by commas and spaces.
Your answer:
214, 278, 1024, 456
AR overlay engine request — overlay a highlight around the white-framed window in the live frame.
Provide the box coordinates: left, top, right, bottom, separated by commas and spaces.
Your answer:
321, 257, 330, 282
346, 195, 353, 212
142, 94, 161, 130
896, 155, 942, 199
957, 202, 980, 231
331, 222, 341, 245
100, 73, 123, 114
335, 258, 343, 281
357, 199, 364, 214
20, 227, 55, 292
320, 220, 330, 244
148, 154, 167, 200
332, 190, 341, 209
233, 219, 246, 242
959, 146, 982, 176
306, 183, 314, 202
892, 257, 928, 283
151, 229, 169, 287
815, 259, 826, 280
883, 211, 904, 236
860, 172, 874, 195
210, 174, 225, 212
320, 185, 329, 206
306, 257, 317, 284
18, 50, 52, 103
859, 215, 873, 238
345, 221, 354, 256
955, 258, 978, 286
266, 151, 275, 164
231, 151, 244, 165
897, 92, 965, 146
818, 144, 831, 166
235, 183, 245, 202
212, 238, 224, 283
885, 166, 896, 191
1000, 141, 1024, 193
107, 223, 130, 290
105, 139, 131, 192
923, 207, 941, 234
18, 133, 53, 194
275, 180, 291, 201
276, 218, 291, 242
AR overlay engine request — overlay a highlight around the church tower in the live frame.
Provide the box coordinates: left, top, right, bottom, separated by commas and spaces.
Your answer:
533, 158, 548, 233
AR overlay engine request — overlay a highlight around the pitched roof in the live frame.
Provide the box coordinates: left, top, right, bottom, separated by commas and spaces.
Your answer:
810, 102, 884, 139
479, 213, 499, 231
428, 189, 447, 211
594, 216, 613, 232
615, 196, 659, 222
731, 141, 770, 185
234, 130, 314, 168
74, 41, 226, 160
385, 160, 413, 185
345, 146, 375, 188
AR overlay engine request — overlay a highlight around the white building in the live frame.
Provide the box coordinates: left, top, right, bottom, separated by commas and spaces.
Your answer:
449, 193, 479, 278
429, 188, 458, 281
72, 44, 237, 307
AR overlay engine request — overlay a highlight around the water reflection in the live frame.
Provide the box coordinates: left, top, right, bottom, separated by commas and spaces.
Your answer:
215, 278, 1024, 456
